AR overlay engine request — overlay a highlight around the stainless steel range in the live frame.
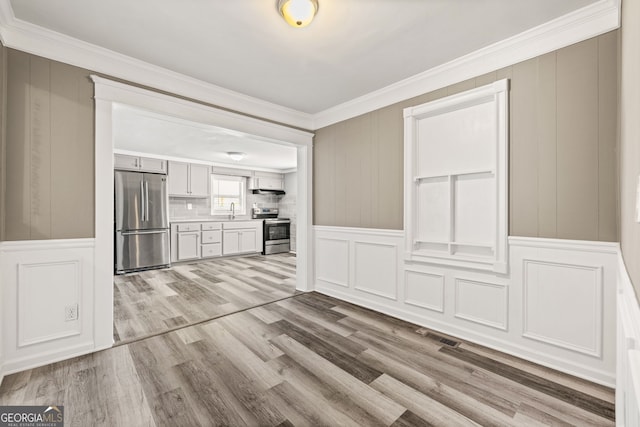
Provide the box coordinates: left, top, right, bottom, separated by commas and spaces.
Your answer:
252, 207, 291, 255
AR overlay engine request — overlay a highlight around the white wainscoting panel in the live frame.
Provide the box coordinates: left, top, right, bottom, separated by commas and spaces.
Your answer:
18, 260, 82, 347
617, 255, 640, 426
315, 237, 350, 288
454, 278, 508, 331
0, 239, 97, 380
314, 228, 618, 386
404, 270, 444, 312
354, 241, 398, 300
523, 260, 602, 357
314, 226, 403, 305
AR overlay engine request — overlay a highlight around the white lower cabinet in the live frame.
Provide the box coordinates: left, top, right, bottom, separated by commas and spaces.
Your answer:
176, 232, 200, 261
222, 230, 241, 255
201, 242, 222, 257
171, 220, 261, 262
240, 229, 258, 252
222, 222, 261, 255
222, 229, 257, 255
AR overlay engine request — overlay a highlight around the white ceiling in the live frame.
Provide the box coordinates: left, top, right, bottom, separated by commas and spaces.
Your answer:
10, 0, 597, 114
113, 105, 298, 171
7, 0, 601, 170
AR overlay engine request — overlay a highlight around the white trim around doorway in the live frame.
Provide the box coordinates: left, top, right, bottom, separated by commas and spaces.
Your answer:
92, 75, 315, 349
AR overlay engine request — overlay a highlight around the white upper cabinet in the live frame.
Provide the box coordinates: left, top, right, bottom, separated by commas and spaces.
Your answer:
168, 161, 210, 197
404, 79, 509, 273
114, 154, 167, 174
189, 164, 210, 197
169, 162, 189, 195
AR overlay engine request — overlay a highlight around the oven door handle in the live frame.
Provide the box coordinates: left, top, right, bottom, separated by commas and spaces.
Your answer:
265, 239, 290, 245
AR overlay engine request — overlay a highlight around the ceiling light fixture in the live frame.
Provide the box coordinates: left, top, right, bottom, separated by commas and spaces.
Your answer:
277, 0, 319, 28
227, 152, 245, 161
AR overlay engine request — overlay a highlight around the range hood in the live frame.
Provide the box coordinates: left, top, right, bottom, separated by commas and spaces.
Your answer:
252, 189, 286, 195
248, 177, 286, 195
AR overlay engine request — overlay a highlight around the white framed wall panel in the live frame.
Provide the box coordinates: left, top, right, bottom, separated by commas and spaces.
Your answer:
354, 241, 398, 301
522, 260, 603, 357
404, 270, 445, 312
617, 255, 640, 426
18, 260, 82, 347
509, 237, 617, 385
0, 239, 96, 377
315, 237, 350, 288
314, 226, 404, 302
315, 228, 618, 386
454, 278, 508, 331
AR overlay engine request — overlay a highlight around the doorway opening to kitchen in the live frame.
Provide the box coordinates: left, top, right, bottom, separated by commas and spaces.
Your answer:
92, 76, 314, 349
111, 105, 302, 344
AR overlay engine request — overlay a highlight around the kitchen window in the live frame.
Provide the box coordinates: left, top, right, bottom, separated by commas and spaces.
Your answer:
211, 174, 246, 215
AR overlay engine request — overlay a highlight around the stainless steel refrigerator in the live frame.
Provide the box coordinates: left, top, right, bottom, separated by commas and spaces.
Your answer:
115, 170, 170, 274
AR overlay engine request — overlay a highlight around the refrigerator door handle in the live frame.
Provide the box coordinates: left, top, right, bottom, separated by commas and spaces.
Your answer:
145, 180, 150, 221
121, 230, 168, 236
140, 180, 145, 222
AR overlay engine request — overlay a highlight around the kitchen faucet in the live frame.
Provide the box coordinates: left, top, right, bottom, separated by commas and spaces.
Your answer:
230, 202, 235, 220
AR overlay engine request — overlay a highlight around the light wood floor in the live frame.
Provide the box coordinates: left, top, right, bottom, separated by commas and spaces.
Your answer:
113, 253, 298, 344
0, 292, 614, 426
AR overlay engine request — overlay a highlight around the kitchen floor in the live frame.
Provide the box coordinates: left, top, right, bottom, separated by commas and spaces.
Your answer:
113, 253, 297, 344
0, 292, 614, 426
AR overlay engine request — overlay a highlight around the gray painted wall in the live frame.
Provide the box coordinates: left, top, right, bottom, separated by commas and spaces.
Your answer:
1, 32, 621, 245
314, 31, 619, 243
620, 0, 640, 297
4, 49, 94, 240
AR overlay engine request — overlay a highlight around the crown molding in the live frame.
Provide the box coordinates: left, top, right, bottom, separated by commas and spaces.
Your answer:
0, 0, 621, 131
312, 0, 621, 129
0, 0, 314, 130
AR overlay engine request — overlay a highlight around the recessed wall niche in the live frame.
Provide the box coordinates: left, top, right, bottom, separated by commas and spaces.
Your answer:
403, 80, 509, 273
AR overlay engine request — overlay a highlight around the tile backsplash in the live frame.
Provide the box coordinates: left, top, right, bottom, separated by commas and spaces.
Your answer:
169, 193, 281, 220
169, 197, 211, 219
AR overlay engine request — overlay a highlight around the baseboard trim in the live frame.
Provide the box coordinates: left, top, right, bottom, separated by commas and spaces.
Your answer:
1, 341, 96, 377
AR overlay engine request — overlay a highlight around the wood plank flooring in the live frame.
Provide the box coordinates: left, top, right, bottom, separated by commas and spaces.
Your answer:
0, 292, 614, 426
113, 253, 298, 344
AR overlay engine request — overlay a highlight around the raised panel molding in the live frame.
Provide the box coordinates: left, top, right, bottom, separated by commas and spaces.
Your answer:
18, 260, 82, 347
454, 278, 508, 331
315, 237, 350, 288
522, 260, 603, 357
404, 270, 444, 312
617, 254, 640, 425
0, 238, 97, 379
354, 241, 398, 301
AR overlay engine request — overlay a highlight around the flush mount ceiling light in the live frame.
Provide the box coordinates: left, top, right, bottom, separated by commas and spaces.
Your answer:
277, 0, 319, 28
227, 152, 245, 161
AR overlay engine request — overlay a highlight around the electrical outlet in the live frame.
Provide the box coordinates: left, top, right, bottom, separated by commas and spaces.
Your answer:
65, 304, 78, 322
187, 203, 193, 210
